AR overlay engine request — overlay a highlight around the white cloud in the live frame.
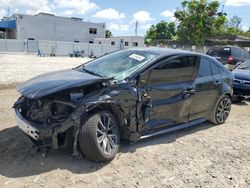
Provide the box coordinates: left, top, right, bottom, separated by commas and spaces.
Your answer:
0, 9, 5, 18
108, 23, 129, 31
242, 25, 249, 31
0, 0, 51, 15
61, 10, 74, 16
225, 0, 250, 6
160, 9, 176, 22
54, 0, 98, 16
141, 24, 152, 30
132, 10, 153, 23
160, 9, 174, 18
0, 0, 97, 17
93, 8, 125, 20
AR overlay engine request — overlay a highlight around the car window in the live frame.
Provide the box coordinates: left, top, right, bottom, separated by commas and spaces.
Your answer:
146, 56, 198, 85
210, 61, 222, 75
232, 47, 243, 59
197, 58, 212, 77
80, 50, 158, 81
207, 47, 231, 57
238, 59, 250, 70
243, 50, 250, 60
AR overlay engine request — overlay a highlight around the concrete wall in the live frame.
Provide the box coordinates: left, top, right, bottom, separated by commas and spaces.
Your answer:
0, 39, 213, 56
0, 39, 25, 52
94, 36, 146, 48
36, 40, 120, 57
15, 14, 105, 42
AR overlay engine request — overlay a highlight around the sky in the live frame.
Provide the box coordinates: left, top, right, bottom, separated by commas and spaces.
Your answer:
0, 0, 250, 36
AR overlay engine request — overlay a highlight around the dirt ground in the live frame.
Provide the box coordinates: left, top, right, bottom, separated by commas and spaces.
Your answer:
0, 53, 90, 89
0, 53, 250, 187
0, 89, 249, 188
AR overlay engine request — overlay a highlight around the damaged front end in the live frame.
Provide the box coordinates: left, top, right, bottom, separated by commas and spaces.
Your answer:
13, 82, 105, 155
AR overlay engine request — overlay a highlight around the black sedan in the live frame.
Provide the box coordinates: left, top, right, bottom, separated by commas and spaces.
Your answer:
13, 48, 234, 162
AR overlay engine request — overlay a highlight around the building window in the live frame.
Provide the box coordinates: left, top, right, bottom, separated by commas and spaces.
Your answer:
125, 41, 129, 46
111, 41, 115, 45
89, 41, 94, 44
132, 42, 138, 47
89, 28, 97, 34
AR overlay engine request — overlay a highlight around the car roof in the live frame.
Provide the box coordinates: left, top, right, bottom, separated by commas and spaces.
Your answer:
126, 47, 202, 57
208, 45, 244, 51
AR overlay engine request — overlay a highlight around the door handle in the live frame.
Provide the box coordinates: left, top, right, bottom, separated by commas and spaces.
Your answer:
183, 89, 196, 95
214, 80, 221, 85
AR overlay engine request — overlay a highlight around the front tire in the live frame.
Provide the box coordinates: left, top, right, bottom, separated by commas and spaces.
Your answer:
78, 111, 120, 162
210, 95, 232, 125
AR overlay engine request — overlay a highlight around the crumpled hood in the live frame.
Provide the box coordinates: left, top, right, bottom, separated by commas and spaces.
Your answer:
233, 69, 250, 80
17, 69, 104, 99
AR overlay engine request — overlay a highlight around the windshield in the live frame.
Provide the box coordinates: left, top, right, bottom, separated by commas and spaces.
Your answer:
207, 47, 231, 57
238, 60, 250, 70
80, 50, 158, 81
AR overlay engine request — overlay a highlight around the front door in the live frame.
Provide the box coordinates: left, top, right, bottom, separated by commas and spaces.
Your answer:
137, 55, 199, 132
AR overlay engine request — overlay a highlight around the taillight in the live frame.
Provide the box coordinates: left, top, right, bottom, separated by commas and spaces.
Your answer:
227, 56, 234, 64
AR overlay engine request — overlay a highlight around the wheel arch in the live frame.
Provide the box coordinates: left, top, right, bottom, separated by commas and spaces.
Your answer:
85, 102, 130, 140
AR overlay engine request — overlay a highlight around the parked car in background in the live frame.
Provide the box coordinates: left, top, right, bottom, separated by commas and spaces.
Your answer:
233, 59, 250, 102
13, 48, 234, 162
206, 46, 250, 70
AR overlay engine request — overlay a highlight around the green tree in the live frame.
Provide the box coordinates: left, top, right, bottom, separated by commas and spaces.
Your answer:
174, 0, 227, 45
227, 15, 242, 29
105, 30, 113, 38
224, 15, 243, 36
145, 21, 176, 45
243, 28, 250, 38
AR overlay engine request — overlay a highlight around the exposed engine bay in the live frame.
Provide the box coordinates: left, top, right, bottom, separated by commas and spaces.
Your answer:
14, 82, 105, 155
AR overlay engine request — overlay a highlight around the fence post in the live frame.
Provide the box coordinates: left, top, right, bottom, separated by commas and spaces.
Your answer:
5, 41, 7, 51
101, 44, 104, 56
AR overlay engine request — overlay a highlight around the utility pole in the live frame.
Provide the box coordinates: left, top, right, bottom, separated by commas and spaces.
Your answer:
135, 21, 138, 36
7, 7, 10, 17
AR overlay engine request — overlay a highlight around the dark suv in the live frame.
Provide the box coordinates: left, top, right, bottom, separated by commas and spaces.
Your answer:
14, 48, 234, 162
206, 46, 250, 70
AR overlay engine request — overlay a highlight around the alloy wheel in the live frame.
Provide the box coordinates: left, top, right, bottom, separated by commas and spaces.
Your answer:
96, 113, 118, 155
216, 97, 231, 124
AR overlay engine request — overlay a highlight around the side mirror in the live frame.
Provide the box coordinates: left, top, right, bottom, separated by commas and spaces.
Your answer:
235, 62, 242, 69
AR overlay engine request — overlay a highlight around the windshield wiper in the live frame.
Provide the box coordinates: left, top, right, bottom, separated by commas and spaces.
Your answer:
82, 66, 104, 78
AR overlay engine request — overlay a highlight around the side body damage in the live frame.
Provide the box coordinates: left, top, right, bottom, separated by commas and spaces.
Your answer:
14, 79, 138, 155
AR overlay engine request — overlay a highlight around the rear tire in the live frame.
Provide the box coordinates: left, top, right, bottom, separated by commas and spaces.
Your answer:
210, 95, 232, 125
78, 111, 120, 162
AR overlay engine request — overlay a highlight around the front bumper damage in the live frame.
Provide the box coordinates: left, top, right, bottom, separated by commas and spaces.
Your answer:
14, 104, 86, 156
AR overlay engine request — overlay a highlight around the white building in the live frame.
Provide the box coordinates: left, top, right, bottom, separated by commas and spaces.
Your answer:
94, 36, 145, 48
0, 13, 105, 43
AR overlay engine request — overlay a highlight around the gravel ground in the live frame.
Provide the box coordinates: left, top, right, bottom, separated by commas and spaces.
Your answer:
0, 53, 250, 188
0, 89, 249, 188
0, 53, 91, 89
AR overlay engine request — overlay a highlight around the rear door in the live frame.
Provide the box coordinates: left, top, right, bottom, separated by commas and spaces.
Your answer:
138, 55, 198, 131
189, 57, 219, 120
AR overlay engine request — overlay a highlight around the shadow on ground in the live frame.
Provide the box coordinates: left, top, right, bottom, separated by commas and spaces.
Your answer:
233, 101, 249, 106
0, 121, 214, 178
